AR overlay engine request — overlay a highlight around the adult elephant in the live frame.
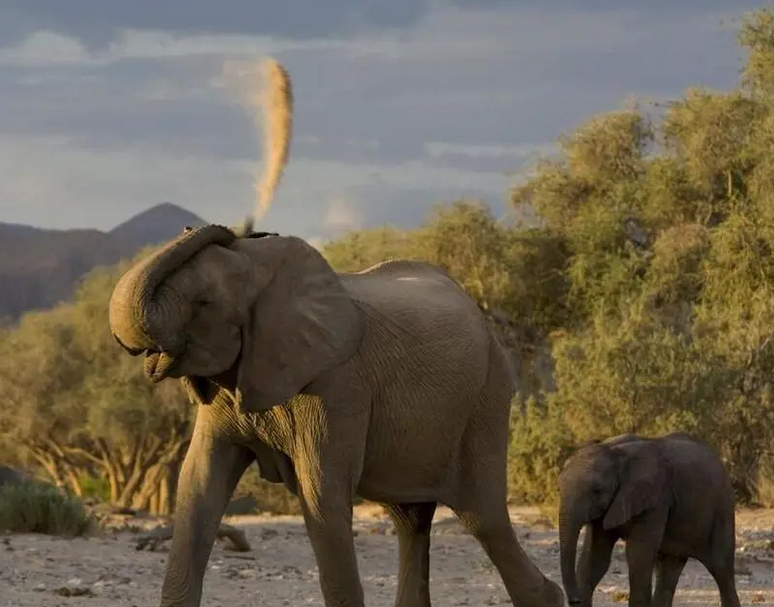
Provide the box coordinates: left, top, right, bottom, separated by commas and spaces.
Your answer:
557, 432, 740, 607
108, 226, 563, 607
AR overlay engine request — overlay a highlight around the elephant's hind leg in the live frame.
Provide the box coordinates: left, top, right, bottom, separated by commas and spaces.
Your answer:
449, 375, 563, 606
699, 545, 741, 606
385, 502, 437, 607
707, 565, 741, 607
453, 502, 563, 607
652, 554, 687, 607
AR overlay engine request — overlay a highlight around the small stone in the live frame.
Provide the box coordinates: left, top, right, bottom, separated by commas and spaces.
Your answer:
55, 586, 94, 598
735, 561, 752, 576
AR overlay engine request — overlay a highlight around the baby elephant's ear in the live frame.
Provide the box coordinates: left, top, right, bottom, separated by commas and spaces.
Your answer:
602, 442, 665, 529
233, 236, 365, 413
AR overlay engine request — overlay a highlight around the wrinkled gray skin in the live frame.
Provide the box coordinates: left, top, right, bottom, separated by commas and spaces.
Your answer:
107, 225, 564, 607
558, 432, 740, 607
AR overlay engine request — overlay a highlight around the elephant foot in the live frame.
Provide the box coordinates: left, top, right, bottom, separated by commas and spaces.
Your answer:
542, 578, 565, 607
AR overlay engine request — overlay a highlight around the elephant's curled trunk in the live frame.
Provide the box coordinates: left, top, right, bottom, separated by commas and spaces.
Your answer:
559, 510, 583, 605
108, 225, 237, 353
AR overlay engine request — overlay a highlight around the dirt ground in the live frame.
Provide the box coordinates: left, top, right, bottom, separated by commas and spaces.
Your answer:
2, 505, 774, 607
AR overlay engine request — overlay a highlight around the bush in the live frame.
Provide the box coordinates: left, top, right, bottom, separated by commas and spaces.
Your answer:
507, 396, 575, 517
77, 473, 111, 502
233, 466, 302, 515
0, 481, 92, 536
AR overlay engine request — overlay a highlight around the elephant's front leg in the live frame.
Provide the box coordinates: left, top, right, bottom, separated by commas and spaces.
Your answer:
623, 512, 667, 607
577, 522, 618, 605
652, 554, 687, 607
385, 501, 437, 607
300, 494, 363, 607
293, 400, 369, 607
160, 423, 255, 607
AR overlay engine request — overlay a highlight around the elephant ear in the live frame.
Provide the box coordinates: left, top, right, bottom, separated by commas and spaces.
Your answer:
602, 442, 665, 530
232, 235, 365, 413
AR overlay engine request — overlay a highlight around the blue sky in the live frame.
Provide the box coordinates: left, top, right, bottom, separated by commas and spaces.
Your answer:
0, 1, 766, 244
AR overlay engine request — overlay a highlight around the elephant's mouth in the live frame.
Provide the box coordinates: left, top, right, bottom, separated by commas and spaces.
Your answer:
143, 350, 178, 382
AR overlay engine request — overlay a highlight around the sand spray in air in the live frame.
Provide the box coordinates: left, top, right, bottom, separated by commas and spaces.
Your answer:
221, 58, 293, 235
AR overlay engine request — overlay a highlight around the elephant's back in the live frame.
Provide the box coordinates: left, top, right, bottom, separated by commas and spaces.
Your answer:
341, 260, 490, 368
340, 259, 482, 319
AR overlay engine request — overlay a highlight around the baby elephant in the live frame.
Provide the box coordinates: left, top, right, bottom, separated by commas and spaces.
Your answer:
558, 432, 740, 607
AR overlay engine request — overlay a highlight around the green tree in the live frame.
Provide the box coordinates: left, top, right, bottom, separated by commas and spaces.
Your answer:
0, 249, 193, 514
506, 5, 774, 506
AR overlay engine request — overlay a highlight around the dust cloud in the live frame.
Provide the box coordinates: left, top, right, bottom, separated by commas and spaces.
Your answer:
221, 58, 294, 234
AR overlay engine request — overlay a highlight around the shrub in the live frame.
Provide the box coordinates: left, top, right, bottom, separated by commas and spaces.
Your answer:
507, 396, 576, 515
0, 481, 92, 536
233, 466, 302, 515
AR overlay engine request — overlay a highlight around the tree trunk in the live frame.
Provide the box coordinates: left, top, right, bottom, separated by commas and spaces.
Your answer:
156, 474, 171, 515
129, 453, 183, 515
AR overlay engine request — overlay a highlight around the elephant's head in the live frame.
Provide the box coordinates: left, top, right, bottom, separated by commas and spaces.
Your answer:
108, 225, 365, 413
557, 438, 665, 605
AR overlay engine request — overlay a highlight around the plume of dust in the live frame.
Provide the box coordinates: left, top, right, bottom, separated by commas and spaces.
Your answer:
221, 58, 293, 235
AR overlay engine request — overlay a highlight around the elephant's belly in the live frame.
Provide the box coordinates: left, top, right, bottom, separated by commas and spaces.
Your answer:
354, 408, 472, 505
660, 511, 716, 557
355, 476, 450, 505
355, 437, 460, 504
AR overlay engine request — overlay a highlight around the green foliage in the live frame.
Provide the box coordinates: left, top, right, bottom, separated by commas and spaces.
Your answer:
77, 473, 111, 502
0, 247, 193, 514
322, 226, 419, 273
503, 5, 774, 507
739, 6, 774, 97
234, 467, 302, 515
0, 481, 92, 536
507, 396, 574, 508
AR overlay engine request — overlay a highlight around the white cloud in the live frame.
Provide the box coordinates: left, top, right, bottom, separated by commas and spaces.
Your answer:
0, 133, 506, 234
0, 2, 740, 70
0, 30, 93, 66
0, 27, 403, 68
424, 141, 557, 160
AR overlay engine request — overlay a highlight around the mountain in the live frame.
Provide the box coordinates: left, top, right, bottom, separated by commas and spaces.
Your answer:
0, 203, 207, 323
109, 202, 207, 248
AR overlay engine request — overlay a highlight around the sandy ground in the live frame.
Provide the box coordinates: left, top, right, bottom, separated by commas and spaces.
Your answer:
2, 505, 774, 606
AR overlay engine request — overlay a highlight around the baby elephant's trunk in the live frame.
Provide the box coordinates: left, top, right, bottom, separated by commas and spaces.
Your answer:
558, 509, 583, 605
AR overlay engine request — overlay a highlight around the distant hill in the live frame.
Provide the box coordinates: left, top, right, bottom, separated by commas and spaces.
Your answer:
0, 203, 207, 323
109, 202, 207, 248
